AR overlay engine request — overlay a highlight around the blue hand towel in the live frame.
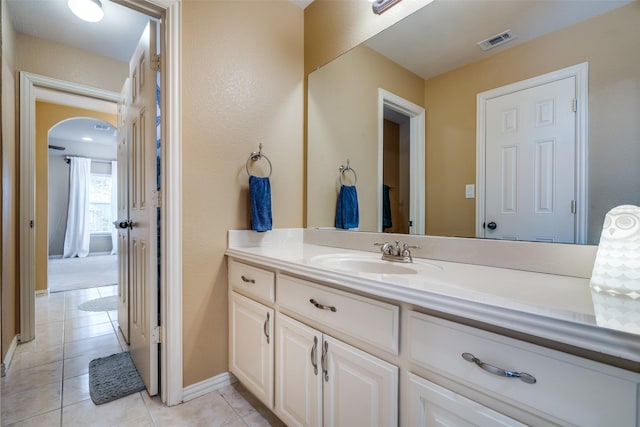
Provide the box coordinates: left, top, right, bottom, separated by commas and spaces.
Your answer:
249, 175, 272, 232
335, 185, 359, 229
383, 184, 392, 229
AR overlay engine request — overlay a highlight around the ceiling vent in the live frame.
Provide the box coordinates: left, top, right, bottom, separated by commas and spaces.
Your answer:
477, 29, 516, 51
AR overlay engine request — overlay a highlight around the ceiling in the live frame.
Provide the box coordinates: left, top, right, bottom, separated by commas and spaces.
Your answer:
7, 0, 149, 63
364, 0, 633, 80
8, 0, 147, 151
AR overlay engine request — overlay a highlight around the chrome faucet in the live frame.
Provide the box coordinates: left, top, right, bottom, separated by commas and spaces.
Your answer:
374, 240, 420, 263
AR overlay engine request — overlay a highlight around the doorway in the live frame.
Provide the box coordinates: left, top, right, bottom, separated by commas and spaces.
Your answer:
377, 89, 426, 234
17, 0, 183, 405
46, 112, 119, 294
476, 63, 588, 243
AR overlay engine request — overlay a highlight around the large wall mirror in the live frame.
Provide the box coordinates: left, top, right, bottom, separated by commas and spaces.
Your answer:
307, 0, 639, 245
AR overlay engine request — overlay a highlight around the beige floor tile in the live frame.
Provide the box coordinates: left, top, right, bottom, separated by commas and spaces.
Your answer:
1, 361, 62, 396
0, 381, 61, 425
144, 392, 243, 427
219, 383, 266, 418
35, 308, 65, 324
63, 334, 122, 359
63, 352, 100, 379
35, 320, 64, 336
64, 322, 115, 343
242, 409, 286, 427
64, 312, 110, 330
61, 393, 152, 427
10, 344, 64, 371
97, 285, 118, 297
15, 330, 64, 354
3, 408, 61, 427
62, 374, 90, 407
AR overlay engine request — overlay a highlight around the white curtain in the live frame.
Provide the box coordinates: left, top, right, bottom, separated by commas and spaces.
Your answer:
63, 157, 92, 258
111, 160, 118, 255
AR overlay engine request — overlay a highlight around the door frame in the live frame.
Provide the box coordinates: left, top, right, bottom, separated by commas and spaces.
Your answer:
475, 62, 588, 244
18, 0, 183, 406
377, 89, 425, 234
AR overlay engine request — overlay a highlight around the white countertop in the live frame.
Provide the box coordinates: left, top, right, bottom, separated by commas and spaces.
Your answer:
226, 229, 640, 368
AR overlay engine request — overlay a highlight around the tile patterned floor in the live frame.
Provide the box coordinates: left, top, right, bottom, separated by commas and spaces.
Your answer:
1, 285, 284, 427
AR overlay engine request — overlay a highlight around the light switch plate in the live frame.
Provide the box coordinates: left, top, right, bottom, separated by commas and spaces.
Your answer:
465, 184, 475, 199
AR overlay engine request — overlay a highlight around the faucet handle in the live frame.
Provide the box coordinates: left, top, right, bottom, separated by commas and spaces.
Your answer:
374, 242, 392, 254
402, 243, 421, 250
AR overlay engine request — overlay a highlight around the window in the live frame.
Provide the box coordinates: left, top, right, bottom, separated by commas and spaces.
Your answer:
88, 174, 113, 234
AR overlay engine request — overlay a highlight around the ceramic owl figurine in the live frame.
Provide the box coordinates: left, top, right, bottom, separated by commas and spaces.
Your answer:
590, 205, 640, 298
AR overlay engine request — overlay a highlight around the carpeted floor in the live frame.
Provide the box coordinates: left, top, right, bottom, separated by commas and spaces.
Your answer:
48, 254, 118, 292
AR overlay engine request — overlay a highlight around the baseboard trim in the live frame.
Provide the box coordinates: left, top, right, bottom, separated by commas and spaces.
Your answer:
2, 335, 19, 376
182, 372, 237, 402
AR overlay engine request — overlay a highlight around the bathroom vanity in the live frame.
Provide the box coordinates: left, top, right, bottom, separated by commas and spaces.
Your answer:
226, 229, 640, 426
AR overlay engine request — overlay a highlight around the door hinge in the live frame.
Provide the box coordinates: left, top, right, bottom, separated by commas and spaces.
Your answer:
152, 326, 162, 344
572, 98, 577, 112
570, 200, 576, 214
151, 54, 161, 72
153, 190, 162, 208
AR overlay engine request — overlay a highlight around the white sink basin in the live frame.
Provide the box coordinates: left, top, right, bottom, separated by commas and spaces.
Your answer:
311, 254, 441, 275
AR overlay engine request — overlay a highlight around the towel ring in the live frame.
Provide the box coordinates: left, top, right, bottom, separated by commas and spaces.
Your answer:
339, 160, 358, 185
246, 144, 272, 178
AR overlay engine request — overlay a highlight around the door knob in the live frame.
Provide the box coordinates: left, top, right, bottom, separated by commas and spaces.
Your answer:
115, 220, 133, 230
487, 221, 497, 230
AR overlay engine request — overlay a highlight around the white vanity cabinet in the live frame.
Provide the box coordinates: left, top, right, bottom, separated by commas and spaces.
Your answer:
407, 373, 525, 427
226, 252, 640, 427
408, 312, 640, 426
275, 312, 399, 427
229, 291, 274, 408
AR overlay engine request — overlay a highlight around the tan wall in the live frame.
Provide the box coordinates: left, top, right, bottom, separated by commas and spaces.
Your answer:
2, 0, 18, 360
17, 33, 128, 93
424, 2, 640, 243
307, 44, 423, 231
181, 0, 304, 386
304, 0, 432, 74
34, 102, 116, 292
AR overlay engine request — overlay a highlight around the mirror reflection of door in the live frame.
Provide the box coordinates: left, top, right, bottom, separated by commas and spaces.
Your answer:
481, 73, 581, 243
382, 108, 411, 234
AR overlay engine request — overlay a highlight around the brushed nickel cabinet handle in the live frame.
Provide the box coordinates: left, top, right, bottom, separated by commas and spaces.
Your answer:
263, 313, 270, 344
241, 275, 255, 284
321, 340, 329, 382
462, 353, 536, 384
311, 336, 318, 375
309, 298, 337, 312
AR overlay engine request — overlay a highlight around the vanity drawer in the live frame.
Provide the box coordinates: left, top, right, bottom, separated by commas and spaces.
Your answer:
228, 258, 275, 303
408, 312, 640, 426
278, 274, 399, 354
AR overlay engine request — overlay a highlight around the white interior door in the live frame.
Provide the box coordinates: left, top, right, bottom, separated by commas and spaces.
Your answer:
116, 78, 131, 343
128, 21, 159, 395
484, 77, 576, 243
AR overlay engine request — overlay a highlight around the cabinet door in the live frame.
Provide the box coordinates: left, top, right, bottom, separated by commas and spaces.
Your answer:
323, 336, 398, 427
229, 291, 274, 408
407, 373, 525, 427
275, 313, 323, 427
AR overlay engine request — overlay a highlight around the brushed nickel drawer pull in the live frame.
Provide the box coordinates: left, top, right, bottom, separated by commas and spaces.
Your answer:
241, 275, 255, 284
309, 298, 337, 312
462, 352, 536, 384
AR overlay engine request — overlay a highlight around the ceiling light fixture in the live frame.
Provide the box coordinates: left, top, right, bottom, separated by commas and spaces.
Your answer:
371, 0, 402, 15
68, 0, 104, 23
